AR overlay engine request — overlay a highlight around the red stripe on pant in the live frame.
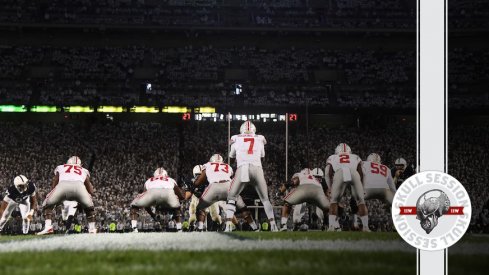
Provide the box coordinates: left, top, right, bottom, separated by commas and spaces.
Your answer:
284, 188, 297, 200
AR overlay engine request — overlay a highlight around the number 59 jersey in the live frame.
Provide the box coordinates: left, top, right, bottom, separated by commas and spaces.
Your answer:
326, 153, 362, 172
361, 161, 393, 189
229, 134, 266, 168
203, 162, 233, 183
54, 164, 90, 183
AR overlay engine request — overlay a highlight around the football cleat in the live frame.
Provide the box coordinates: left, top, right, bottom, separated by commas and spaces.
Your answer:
240, 121, 256, 134
36, 226, 54, 235
362, 228, 371, 232
88, 228, 97, 234
270, 222, 279, 232
280, 225, 288, 232
224, 221, 234, 232
335, 143, 352, 155
132, 228, 139, 233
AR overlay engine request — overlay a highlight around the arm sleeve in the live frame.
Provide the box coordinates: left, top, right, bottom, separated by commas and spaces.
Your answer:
229, 144, 236, 158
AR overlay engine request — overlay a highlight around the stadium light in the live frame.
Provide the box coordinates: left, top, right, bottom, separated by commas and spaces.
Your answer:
130, 106, 159, 113
31, 106, 59, 113
0, 105, 27, 112
162, 106, 191, 113
97, 106, 125, 113
194, 107, 216, 113
64, 106, 94, 113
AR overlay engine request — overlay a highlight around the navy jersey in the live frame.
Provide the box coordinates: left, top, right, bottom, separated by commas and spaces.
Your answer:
5, 182, 36, 203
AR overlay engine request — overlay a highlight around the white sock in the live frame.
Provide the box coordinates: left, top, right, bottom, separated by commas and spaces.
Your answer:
360, 215, 369, 229
262, 200, 275, 220
0, 218, 6, 231
249, 221, 258, 230
45, 219, 52, 228
131, 220, 137, 229
353, 214, 358, 226
176, 222, 182, 230
23, 220, 30, 234
281, 217, 288, 226
89, 222, 96, 231
197, 221, 204, 230
225, 201, 236, 219
328, 215, 336, 228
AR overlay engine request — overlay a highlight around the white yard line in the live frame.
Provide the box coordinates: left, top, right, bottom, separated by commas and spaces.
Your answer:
0, 233, 485, 255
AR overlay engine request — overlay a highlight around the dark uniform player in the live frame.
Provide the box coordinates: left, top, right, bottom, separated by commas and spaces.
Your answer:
0, 175, 38, 234
391, 157, 415, 188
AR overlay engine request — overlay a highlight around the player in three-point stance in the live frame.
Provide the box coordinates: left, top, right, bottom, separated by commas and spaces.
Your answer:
325, 143, 369, 232
38, 156, 96, 235
280, 168, 330, 231
130, 167, 185, 232
0, 175, 37, 234
225, 121, 278, 232
194, 154, 258, 231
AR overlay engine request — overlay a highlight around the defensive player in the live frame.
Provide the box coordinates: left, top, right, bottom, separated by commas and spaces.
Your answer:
391, 157, 415, 188
225, 121, 278, 231
38, 156, 96, 235
188, 165, 204, 228
130, 167, 185, 232
194, 154, 258, 231
0, 175, 37, 234
325, 143, 368, 232
280, 168, 330, 231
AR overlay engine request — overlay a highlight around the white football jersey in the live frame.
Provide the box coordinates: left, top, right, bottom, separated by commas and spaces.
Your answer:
229, 134, 266, 167
144, 176, 176, 190
326, 153, 362, 172
292, 169, 321, 186
55, 164, 90, 183
361, 161, 394, 189
203, 162, 233, 183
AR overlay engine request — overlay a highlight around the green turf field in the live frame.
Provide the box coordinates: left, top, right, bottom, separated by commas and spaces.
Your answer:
0, 232, 487, 275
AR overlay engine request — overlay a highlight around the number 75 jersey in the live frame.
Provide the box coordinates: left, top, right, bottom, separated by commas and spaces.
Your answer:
326, 153, 362, 172
55, 164, 90, 183
229, 134, 266, 168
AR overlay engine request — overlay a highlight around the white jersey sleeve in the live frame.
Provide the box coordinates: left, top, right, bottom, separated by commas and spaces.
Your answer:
203, 162, 233, 183
55, 164, 89, 183
230, 134, 266, 167
361, 161, 393, 190
144, 176, 176, 190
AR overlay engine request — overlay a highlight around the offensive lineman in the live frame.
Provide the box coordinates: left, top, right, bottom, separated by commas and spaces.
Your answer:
194, 154, 258, 231
38, 156, 96, 235
225, 121, 278, 231
325, 143, 369, 232
130, 167, 185, 232
280, 168, 330, 231
0, 175, 37, 234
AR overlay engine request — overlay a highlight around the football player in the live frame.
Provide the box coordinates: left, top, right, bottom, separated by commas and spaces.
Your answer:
280, 168, 330, 231
130, 167, 185, 232
38, 156, 96, 235
391, 157, 415, 188
225, 121, 278, 231
325, 143, 368, 232
188, 165, 204, 228
194, 154, 258, 231
0, 175, 37, 234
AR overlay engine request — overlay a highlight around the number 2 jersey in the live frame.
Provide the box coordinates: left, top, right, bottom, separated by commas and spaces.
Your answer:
326, 153, 362, 182
229, 134, 266, 168
5, 182, 36, 203
361, 161, 396, 191
55, 164, 90, 183
202, 162, 233, 183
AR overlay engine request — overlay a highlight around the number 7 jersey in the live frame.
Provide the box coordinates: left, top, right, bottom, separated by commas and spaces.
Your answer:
229, 134, 266, 168
55, 164, 90, 183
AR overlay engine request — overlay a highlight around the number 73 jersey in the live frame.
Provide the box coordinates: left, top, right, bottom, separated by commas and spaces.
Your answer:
326, 153, 362, 172
229, 134, 266, 168
203, 162, 233, 183
55, 164, 90, 183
